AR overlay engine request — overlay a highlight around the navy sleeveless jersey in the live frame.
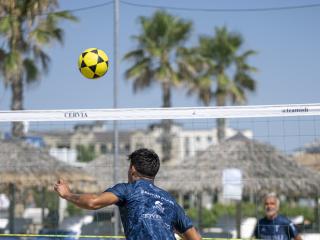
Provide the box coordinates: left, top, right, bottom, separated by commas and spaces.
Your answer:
254, 215, 299, 240
105, 179, 193, 240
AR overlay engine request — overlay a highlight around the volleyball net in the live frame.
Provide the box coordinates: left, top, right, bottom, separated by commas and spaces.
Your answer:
0, 103, 320, 239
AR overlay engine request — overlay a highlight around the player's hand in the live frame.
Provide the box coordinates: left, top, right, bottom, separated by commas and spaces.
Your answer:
54, 179, 71, 199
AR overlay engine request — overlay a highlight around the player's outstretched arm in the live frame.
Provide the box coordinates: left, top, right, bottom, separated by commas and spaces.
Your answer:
54, 179, 119, 210
181, 227, 202, 240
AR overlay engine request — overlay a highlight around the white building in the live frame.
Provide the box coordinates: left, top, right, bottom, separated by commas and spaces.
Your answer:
131, 123, 253, 164
31, 121, 253, 165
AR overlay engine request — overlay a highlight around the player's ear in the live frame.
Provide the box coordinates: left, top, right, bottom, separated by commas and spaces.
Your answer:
128, 164, 136, 176
128, 164, 137, 182
131, 165, 138, 176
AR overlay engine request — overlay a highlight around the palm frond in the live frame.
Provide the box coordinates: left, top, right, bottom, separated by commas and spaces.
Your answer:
132, 70, 154, 92
123, 49, 144, 61
50, 11, 78, 22
229, 83, 246, 104
125, 57, 152, 79
23, 58, 39, 83
0, 15, 11, 34
235, 72, 256, 91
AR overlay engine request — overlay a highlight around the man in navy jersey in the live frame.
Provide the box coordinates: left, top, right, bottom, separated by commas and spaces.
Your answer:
254, 193, 302, 240
54, 148, 201, 240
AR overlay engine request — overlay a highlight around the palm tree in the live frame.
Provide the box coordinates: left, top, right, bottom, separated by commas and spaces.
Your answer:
0, 0, 77, 137
124, 10, 192, 161
183, 26, 257, 142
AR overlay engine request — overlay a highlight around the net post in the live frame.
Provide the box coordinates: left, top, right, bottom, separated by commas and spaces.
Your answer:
113, 0, 120, 236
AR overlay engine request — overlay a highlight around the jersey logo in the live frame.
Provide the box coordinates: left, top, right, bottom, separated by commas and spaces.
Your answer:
154, 200, 164, 213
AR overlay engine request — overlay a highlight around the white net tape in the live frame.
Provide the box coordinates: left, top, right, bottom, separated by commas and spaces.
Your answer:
0, 103, 319, 122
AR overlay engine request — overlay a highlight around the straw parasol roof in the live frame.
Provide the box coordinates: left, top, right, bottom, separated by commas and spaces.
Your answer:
0, 139, 98, 192
294, 153, 320, 171
156, 133, 320, 198
293, 139, 320, 171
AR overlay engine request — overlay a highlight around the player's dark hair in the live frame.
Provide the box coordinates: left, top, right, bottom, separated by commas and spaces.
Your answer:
128, 148, 160, 178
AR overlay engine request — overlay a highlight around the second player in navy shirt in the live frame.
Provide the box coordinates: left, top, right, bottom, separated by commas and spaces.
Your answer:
254, 214, 299, 240
253, 193, 301, 240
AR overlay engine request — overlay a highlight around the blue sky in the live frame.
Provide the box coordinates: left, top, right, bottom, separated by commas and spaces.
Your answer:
0, 0, 319, 110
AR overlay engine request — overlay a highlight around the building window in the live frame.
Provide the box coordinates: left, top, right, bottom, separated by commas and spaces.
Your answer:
100, 144, 107, 154
207, 136, 212, 142
57, 144, 70, 149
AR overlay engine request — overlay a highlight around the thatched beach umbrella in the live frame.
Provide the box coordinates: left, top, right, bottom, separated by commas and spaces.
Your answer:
293, 139, 320, 171
0, 139, 98, 233
0, 140, 97, 192
157, 133, 320, 198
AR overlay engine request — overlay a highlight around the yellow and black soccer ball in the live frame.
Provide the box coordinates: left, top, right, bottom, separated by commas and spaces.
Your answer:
78, 48, 109, 79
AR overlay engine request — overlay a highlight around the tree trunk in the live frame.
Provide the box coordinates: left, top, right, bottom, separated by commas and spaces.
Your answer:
11, 77, 24, 138
236, 200, 242, 238
197, 192, 203, 232
41, 187, 46, 225
9, 183, 16, 234
161, 81, 172, 162
315, 195, 320, 232
216, 94, 226, 142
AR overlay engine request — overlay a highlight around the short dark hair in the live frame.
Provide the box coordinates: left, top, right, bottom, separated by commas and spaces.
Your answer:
128, 148, 160, 178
